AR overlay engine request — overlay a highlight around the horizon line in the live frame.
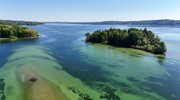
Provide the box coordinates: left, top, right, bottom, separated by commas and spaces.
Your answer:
1, 19, 180, 23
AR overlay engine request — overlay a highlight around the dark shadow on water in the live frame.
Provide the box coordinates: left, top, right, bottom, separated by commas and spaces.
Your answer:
54, 66, 60, 70
109, 64, 123, 68
130, 54, 140, 58
127, 77, 139, 82
67, 87, 94, 100
126, 62, 180, 100
7, 57, 27, 64
130, 51, 167, 65
0, 60, 8, 68
154, 55, 166, 65
0, 78, 6, 100
6, 55, 58, 65
127, 73, 180, 100
99, 86, 121, 100
143, 74, 180, 100
119, 59, 124, 62
0, 38, 38, 44
132, 51, 167, 65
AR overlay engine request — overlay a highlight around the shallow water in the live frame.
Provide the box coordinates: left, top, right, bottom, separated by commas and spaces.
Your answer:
0, 24, 180, 100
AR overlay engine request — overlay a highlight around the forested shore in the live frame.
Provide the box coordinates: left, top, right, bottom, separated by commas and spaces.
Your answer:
0, 24, 39, 39
0, 20, 42, 39
85, 28, 167, 54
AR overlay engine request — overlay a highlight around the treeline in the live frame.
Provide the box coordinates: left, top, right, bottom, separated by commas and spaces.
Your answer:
85, 28, 167, 54
0, 20, 44, 26
0, 24, 39, 39
50, 19, 180, 26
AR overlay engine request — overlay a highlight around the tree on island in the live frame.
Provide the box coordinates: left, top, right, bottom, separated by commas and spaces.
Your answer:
85, 27, 167, 54
85, 32, 91, 40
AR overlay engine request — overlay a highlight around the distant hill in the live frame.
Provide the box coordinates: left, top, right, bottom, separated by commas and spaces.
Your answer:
0, 20, 44, 26
45, 19, 180, 26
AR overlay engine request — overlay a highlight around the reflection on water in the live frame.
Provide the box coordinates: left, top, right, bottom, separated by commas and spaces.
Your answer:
39, 38, 56, 44
0, 38, 37, 44
156, 55, 166, 64
0, 24, 180, 100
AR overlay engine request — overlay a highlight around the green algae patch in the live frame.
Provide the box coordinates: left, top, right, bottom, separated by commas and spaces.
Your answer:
0, 45, 102, 100
78, 43, 170, 100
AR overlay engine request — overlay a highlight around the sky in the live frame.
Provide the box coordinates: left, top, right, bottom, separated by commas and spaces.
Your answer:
1, 0, 180, 22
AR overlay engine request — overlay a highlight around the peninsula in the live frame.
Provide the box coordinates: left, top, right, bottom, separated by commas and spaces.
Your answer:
85, 28, 167, 54
0, 20, 44, 39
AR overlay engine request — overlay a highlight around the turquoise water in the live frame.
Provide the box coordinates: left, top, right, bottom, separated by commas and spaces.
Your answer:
0, 24, 180, 100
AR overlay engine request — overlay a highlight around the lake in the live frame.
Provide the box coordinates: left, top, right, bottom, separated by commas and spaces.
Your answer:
0, 24, 180, 100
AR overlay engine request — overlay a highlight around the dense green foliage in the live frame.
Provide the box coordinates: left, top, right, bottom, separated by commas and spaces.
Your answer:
0, 24, 39, 39
0, 20, 44, 26
85, 28, 167, 54
50, 19, 180, 26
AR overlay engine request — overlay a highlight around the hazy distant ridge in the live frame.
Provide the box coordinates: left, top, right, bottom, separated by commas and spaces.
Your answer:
45, 19, 180, 26
0, 20, 44, 26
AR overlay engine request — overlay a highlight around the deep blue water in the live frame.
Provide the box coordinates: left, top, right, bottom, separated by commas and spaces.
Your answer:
0, 24, 180, 100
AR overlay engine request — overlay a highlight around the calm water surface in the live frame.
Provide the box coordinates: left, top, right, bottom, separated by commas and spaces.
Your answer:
0, 24, 180, 100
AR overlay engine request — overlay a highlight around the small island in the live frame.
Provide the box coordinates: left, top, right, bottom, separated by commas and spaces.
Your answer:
85, 28, 167, 54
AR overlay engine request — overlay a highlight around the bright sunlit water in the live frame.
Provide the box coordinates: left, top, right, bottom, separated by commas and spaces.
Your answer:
0, 24, 180, 100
